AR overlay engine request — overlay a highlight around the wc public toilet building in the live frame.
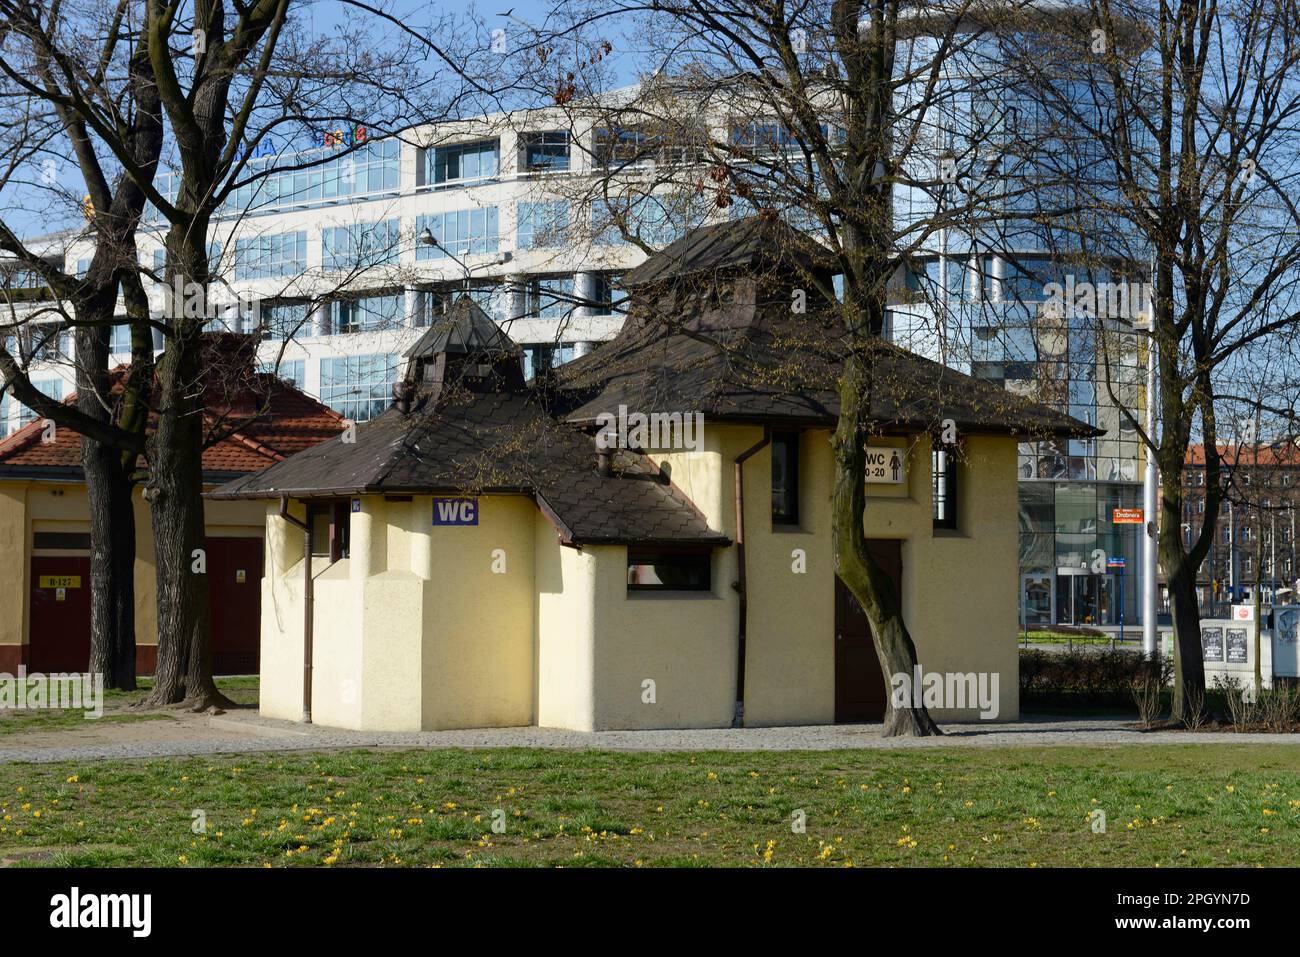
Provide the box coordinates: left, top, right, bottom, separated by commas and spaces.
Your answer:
211, 218, 1097, 731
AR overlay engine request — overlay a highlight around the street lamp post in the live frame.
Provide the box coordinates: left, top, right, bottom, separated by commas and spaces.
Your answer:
1141, 314, 1159, 658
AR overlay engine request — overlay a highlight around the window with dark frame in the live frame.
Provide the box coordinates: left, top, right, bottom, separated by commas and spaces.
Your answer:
627, 547, 711, 591
308, 501, 351, 561
771, 431, 800, 525
932, 446, 958, 530
519, 131, 570, 171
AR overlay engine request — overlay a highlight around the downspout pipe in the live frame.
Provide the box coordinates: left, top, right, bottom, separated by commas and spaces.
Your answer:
279, 496, 314, 724
732, 426, 771, 728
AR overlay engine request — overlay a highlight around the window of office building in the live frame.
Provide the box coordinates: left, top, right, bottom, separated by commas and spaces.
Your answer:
260, 300, 311, 341
322, 219, 401, 270
108, 321, 132, 356
233, 231, 307, 280
428, 139, 499, 185
319, 354, 399, 422
259, 357, 306, 388
327, 292, 404, 335
519, 131, 570, 172
592, 193, 703, 247
27, 325, 69, 362
521, 343, 576, 381
414, 281, 505, 327
220, 139, 401, 216
593, 125, 703, 168
590, 272, 627, 314
18, 379, 64, 425
516, 201, 570, 249
415, 208, 500, 261
524, 275, 575, 320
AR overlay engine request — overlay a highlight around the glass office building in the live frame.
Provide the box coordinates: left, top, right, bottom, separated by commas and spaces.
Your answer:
891, 21, 1149, 629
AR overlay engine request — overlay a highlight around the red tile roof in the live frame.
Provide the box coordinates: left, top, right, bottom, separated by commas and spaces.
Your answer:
0, 362, 345, 479
1185, 443, 1300, 468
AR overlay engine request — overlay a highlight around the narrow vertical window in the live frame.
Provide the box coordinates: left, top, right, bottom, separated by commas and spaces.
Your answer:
933, 446, 958, 530
772, 431, 800, 525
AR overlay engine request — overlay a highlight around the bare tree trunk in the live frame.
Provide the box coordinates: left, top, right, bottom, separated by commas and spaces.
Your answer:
1161, 475, 1205, 723
141, 325, 230, 711
75, 313, 138, 690
83, 439, 137, 689
832, 351, 941, 737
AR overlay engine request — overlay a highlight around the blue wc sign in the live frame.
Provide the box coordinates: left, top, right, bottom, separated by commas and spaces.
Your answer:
432, 497, 479, 526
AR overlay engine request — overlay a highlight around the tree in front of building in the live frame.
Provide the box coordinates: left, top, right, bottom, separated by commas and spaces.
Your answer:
1003, 0, 1300, 722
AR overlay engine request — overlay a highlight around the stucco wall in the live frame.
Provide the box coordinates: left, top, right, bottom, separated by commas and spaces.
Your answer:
416, 495, 535, 730
0, 483, 30, 655
655, 425, 1020, 725
261, 494, 536, 731
535, 511, 597, 730
587, 543, 736, 730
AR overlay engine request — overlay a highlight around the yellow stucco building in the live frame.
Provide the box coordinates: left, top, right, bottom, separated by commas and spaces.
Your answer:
211, 217, 1095, 731
0, 344, 344, 674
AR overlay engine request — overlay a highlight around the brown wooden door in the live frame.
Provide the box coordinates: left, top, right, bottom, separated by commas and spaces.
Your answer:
29, 555, 93, 673
834, 539, 902, 723
205, 537, 264, 675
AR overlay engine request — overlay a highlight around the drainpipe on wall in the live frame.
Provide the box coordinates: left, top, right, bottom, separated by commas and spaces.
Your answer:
279, 497, 314, 724
731, 427, 771, 728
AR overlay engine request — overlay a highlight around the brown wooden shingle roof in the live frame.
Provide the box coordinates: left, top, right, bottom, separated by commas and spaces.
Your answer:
208, 388, 729, 547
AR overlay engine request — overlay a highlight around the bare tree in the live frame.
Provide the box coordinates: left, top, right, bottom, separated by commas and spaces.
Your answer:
1001, 0, 1300, 721
531, 0, 1084, 735
0, 0, 163, 688
2, 0, 499, 708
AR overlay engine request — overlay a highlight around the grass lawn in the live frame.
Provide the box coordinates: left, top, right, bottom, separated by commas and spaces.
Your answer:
0, 676, 260, 737
1, 744, 1298, 867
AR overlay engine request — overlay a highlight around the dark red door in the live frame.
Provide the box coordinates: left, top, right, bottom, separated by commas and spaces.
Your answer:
834, 539, 902, 723
205, 537, 264, 675
29, 555, 93, 672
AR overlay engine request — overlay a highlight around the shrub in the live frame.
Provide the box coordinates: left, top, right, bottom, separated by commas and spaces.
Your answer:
1020, 648, 1170, 710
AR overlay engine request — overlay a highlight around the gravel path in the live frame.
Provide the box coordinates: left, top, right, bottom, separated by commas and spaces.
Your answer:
2, 709, 1300, 763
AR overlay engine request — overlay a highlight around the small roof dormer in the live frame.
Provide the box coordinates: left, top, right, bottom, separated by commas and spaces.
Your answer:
397, 295, 524, 411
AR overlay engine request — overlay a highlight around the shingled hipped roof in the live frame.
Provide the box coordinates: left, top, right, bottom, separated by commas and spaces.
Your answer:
621, 214, 840, 288
209, 388, 728, 547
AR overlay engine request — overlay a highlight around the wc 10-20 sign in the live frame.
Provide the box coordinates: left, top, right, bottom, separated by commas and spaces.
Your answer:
863, 446, 906, 484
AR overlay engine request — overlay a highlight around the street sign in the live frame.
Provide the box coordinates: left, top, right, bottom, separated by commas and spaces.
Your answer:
1107, 557, 1127, 568
863, 446, 906, 485
1112, 508, 1145, 524
1232, 604, 1255, 622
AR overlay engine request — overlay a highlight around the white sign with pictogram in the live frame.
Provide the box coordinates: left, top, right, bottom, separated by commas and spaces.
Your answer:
864, 446, 906, 485
1232, 604, 1255, 622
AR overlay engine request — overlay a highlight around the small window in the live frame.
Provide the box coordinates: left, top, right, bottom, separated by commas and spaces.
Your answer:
933, 446, 958, 530
308, 501, 351, 561
771, 431, 800, 525
627, 548, 711, 591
